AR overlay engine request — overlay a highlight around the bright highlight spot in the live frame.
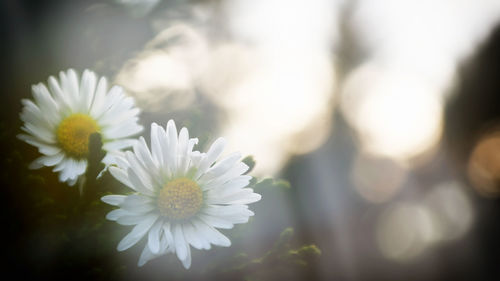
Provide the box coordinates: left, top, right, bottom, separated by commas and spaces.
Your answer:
115, 25, 206, 112
56, 113, 99, 158
341, 63, 443, 162
216, 50, 335, 174
214, 0, 338, 175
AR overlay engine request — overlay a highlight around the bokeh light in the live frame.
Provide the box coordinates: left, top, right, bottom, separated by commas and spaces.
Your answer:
376, 202, 438, 261
3, 0, 500, 280
377, 181, 474, 262
423, 181, 474, 242
467, 129, 500, 197
115, 24, 207, 111
350, 152, 407, 203
340, 63, 443, 162
350, 0, 500, 93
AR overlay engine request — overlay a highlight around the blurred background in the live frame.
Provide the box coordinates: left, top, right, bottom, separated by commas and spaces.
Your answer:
1, 0, 500, 280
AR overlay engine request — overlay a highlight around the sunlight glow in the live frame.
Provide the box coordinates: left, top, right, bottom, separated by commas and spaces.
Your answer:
115, 24, 207, 111
351, 0, 500, 97
214, 48, 335, 174
341, 63, 443, 162
214, 0, 339, 174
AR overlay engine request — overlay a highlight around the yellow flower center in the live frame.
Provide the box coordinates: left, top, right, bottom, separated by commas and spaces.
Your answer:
158, 178, 203, 220
56, 113, 100, 158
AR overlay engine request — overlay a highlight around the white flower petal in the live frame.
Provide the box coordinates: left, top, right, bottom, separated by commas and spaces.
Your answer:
39, 146, 62, 156
92, 85, 121, 119
28, 160, 44, 170
150, 123, 164, 166
206, 188, 261, 205
201, 162, 249, 187
162, 222, 175, 250
48, 76, 71, 114
181, 245, 192, 269
177, 127, 189, 176
187, 138, 198, 153
98, 97, 135, 126
109, 167, 134, 190
100, 119, 261, 267
148, 219, 164, 254
166, 120, 178, 176
89, 77, 108, 116
198, 214, 234, 229
79, 69, 97, 113
30, 152, 65, 168
99, 94, 134, 122
17, 133, 53, 152
189, 151, 204, 169
114, 153, 131, 169
121, 195, 155, 213
22, 122, 55, 143
198, 152, 241, 183
101, 195, 127, 206
192, 219, 231, 247
173, 223, 188, 261
59, 69, 80, 110
138, 244, 155, 267
117, 214, 151, 225
31, 83, 60, 125
99, 104, 140, 127
127, 167, 155, 196
117, 213, 158, 251
59, 158, 87, 183
181, 222, 204, 249
19, 100, 53, 131
67, 177, 78, 186
126, 151, 155, 194
53, 158, 70, 172
202, 175, 251, 192
195, 138, 227, 179
21, 69, 142, 186
134, 137, 158, 173
203, 205, 254, 224
75, 159, 87, 175
138, 234, 170, 267
106, 209, 130, 221
102, 120, 143, 139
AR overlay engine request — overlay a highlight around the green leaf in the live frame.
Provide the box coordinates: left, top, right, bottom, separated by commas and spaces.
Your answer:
252, 178, 291, 190
272, 227, 294, 252
242, 156, 256, 174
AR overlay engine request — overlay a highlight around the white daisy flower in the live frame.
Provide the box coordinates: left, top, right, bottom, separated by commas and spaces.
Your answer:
101, 121, 261, 269
18, 69, 143, 185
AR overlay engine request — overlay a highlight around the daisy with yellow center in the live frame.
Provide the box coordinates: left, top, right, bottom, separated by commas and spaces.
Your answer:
18, 69, 143, 185
101, 121, 261, 268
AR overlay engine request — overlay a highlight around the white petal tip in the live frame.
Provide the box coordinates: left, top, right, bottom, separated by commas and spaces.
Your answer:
176, 250, 187, 261
117, 243, 129, 252
182, 261, 191, 269
28, 161, 43, 170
